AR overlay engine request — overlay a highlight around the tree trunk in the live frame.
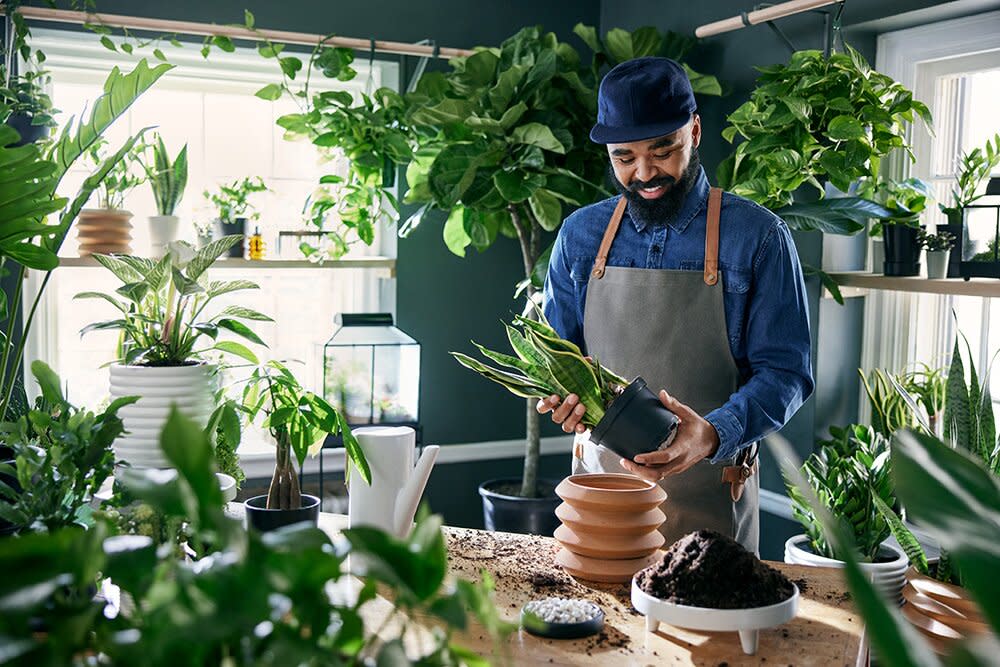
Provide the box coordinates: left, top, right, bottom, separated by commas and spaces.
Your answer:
266, 431, 301, 510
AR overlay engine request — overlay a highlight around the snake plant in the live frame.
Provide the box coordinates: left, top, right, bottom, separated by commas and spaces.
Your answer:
144, 132, 188, 216
451, 310, 628, 429
784, 424, 895, 562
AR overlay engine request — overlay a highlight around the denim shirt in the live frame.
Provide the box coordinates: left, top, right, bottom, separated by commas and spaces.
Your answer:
542, 168, 814, 463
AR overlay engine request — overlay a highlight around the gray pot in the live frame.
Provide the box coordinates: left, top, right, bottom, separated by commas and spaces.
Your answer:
869, 237, 884, 274
926, 250, 950, 279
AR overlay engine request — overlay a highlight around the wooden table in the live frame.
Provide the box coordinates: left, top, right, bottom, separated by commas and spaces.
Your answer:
318, 515, 866, 666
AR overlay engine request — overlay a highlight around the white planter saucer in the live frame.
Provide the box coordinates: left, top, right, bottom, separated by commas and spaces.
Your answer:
630, 578, 799, 655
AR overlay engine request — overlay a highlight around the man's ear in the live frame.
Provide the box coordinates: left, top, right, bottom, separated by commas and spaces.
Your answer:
690, 114, 702, 149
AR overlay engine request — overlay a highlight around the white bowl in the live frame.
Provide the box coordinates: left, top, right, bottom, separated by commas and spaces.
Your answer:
217, 473, 237, 502
631, 578, 799, 655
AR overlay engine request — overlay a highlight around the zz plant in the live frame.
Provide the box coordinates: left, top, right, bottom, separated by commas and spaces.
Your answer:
783, 424, 894, 562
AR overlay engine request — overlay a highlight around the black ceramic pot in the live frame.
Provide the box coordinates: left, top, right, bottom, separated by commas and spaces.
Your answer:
244, 493, 320, 532
589, 376, 679, 461
883, 223, 922, 277
479, 478, 561, 536
5, 113, 49, 146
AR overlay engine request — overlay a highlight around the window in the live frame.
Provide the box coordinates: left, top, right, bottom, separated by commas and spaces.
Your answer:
23, 29, 399, 416
870, 12, 1000, 417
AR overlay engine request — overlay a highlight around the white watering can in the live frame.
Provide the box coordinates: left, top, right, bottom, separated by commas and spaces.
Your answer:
347, 426, 439, 538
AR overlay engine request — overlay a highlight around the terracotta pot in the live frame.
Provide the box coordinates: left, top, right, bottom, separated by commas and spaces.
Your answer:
901, 566, 988, 655
554, 473, 666, 583
76, 209, 133, 256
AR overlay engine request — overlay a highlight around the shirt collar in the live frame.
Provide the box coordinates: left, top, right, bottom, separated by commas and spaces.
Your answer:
625, 167, 710, 234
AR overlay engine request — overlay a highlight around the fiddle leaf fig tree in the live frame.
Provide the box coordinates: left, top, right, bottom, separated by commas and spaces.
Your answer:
403, 24, 721, 498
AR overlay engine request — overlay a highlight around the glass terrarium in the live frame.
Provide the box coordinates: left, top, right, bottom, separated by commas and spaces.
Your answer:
960, 177, 1000, 279
323, 313, 420, 426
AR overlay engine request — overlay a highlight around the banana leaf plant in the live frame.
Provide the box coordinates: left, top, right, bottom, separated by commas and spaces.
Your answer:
452, 309, 629, 430
0, 58, 172, 420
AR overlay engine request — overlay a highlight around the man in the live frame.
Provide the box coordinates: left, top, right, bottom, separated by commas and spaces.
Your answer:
539, 57, 813, 553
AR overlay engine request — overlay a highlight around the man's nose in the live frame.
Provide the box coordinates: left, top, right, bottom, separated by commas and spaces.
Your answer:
634, 160, 660, 183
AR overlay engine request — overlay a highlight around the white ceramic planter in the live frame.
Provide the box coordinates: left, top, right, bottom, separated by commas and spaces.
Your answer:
110, 363, 217, 469
870, 237, 885, 274
784, 534, 907, 603
148, 215, 180, 257
926, 250, 951, 279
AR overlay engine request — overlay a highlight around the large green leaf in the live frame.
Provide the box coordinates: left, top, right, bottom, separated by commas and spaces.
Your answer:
428, 144, 482, 208
443, 207, 471, 257
776, 198, 893, 235
510, 123, 565, 154
528, 189, 562, 231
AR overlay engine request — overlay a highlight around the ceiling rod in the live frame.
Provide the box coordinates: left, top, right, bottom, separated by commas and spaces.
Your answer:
4, 5, 474, 59
695, 0, 843, 38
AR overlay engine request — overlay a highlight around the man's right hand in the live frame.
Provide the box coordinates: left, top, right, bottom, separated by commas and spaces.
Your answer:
537, 394, 587, 434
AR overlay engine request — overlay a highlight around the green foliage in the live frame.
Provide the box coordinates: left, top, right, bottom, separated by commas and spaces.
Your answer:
0, 361, 137, 533
920, 230, 956, 252
861, 368, 919, 440
943, 333, 999, 475
900, 363, 948, 426
84, 135, 145, 210
941, 132, 1000, 215
204, 394, 245, 489
452, 308, 629, 427
719, 46, 932, 212
0, 408, 509, 664
0, 8, 57, 131
784, 424, 895, 561
239, 360, 370, 510
77, 238, 272, 366
202, 176, 267, 225
142, 132, 188, 215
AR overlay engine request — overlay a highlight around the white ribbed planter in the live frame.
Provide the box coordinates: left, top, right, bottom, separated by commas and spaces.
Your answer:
784, 534, 907, 604
148, 215, 180, 257
110, 363, 217, 469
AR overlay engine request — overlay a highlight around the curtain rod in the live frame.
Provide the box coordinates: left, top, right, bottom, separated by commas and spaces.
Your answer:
5, 5, 474, 60
695, 0, 842, 38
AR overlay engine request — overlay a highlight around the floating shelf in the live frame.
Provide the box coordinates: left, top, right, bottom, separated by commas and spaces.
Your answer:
827, 271, 1000, 299
58, 255, 396, 277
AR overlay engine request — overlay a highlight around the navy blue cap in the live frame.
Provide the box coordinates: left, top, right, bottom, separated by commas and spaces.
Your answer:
590, 57, 696, 144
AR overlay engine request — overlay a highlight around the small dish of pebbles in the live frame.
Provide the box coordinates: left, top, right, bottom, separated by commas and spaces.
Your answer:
520, 597, 605, 639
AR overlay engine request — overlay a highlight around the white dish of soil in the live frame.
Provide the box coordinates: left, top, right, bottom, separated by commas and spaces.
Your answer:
630, 578, 799, 655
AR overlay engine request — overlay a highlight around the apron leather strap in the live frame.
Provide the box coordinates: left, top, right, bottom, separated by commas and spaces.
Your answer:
591, 197, 629, 279
722, 442, 759, 502
704, 187, 722, 286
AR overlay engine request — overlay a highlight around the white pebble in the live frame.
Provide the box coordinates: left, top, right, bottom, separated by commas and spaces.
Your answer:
523, 597, 600, 624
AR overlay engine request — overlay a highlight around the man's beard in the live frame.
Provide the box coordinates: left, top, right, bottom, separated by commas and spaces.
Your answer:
610, 148, 701, 227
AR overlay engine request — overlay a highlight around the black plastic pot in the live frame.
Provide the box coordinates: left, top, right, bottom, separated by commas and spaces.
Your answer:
589, 376, 679, 461
882, 223, 922, 277
5, 113, 49, 146
244, 493, 320, 532
479, 478, 561, 536
217, 216, 247, 258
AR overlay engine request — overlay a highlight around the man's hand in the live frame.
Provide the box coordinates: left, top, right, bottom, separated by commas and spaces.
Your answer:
620, 390, 720, 483
537, 394, 588, 434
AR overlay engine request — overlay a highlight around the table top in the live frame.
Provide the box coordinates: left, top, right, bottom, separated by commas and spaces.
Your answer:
318, 514, 866, 667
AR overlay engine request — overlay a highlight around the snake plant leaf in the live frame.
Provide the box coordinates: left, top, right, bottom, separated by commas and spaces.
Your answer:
472, 342, 535, 376
872, 494, 928, 575
450, 353, 554, 398
945, 337, 972, 451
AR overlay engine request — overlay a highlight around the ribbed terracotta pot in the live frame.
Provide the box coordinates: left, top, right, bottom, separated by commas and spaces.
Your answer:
901, 566, 988, 655
77, 209, 133, 256
554, 473, 666, 583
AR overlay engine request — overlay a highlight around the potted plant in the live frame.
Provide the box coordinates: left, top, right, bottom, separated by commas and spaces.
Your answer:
0, 361, 137, 534
782, 424, 908, 601
859, 367, 918, 440
921, 229, 956, 279
452, 309, 679, 533
0, 7, 56, 146
203, 176, 268, 258
76, 137, 146, 257
870, 177, 933, 277
239, 361, 370, 531
142, 133, 188, 257
77, 237, 272, 468
899, 362, 947, 437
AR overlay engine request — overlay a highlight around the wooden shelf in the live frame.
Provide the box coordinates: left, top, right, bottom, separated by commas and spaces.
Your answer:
827, 271, 1000, 298
58, 256, 396, 276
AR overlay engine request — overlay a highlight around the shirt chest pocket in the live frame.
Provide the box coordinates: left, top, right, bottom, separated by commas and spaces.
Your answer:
569, 256, 635, 283
680, 260, 752, 347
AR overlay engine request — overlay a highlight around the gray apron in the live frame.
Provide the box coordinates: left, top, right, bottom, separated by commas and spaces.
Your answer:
571, 188, 760, 553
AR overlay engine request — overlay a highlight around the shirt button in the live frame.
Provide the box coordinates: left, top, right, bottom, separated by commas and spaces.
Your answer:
651, 244, 661, 253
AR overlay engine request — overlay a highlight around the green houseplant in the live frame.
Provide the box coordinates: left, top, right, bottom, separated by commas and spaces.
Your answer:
75, 136, 146, 257
1, 5, 57, 145
860, 368, 919, 440
77, 237, 271, 469
939, 132, 1000, 225
142, 132, 188, 256
202, 176, 267, 257
239, 360, 371, 523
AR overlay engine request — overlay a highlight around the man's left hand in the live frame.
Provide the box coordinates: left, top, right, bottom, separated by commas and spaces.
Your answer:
619, 390, 720, 482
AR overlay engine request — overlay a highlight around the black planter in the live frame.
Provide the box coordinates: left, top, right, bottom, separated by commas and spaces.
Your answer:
5, 113, 49, 146
882, 223, 922, 277
244, 493, 320, 532
938, 219, 963, 278
589, 376, 679, 461
479, 478, 561, 536
217, 217, 247, 258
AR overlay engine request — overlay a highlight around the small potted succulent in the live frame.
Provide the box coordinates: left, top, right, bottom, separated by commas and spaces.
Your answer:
141, 133, 188, 257
920, 229, 956, 279
240, 361, 370, 531
76, 137, 145, 256
452, 309, 678, 533
77, 237, 272, 468
203, 176, 268, 258
782, 424, 908, 601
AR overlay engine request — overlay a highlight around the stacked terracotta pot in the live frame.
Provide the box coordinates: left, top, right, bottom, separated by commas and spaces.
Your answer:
901, 567, 988, 655
76, 209, 133, 256
554, 473, 666, 583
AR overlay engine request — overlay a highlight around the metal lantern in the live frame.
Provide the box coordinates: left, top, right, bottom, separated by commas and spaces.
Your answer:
960, 176, 1000, 279
323, 313, 420, 427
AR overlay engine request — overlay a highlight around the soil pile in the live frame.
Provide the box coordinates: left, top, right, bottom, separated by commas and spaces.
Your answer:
636, 530, 794, 609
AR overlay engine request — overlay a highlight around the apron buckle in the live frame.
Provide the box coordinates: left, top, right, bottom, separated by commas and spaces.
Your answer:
722, 460, 756, 502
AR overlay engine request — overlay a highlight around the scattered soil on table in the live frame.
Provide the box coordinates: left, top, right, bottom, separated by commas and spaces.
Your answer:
636, 530, 794, 609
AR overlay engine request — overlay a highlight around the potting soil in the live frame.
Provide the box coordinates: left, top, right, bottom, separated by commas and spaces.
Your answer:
636, 529, 794, 609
